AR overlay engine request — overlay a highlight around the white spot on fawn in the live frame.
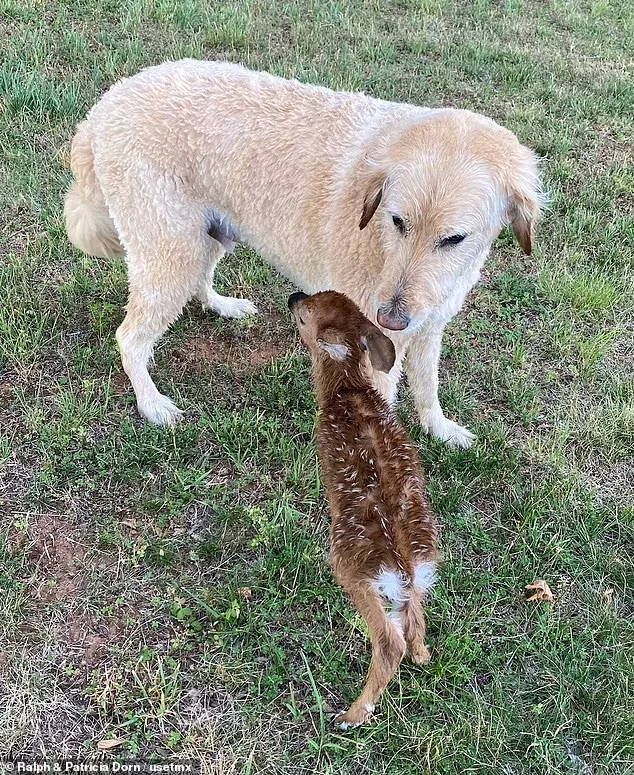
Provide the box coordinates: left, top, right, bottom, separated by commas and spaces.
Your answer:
372, 569, 408, 606
414, 561, 437, 592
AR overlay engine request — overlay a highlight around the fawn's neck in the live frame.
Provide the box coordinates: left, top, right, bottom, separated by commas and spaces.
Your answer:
313, 356, 374, 408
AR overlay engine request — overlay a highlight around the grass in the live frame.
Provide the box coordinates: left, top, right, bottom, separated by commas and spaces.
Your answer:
0, 0, 633, 772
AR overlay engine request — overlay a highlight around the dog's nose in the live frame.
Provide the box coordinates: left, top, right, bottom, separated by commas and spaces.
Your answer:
288, 291, 309, 310
377, 306, 410, 331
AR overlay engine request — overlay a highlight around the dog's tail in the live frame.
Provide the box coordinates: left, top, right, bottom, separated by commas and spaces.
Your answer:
64, 120, 124, 258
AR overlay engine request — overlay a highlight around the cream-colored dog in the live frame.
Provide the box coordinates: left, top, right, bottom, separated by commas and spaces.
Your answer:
65, 59, 544, 447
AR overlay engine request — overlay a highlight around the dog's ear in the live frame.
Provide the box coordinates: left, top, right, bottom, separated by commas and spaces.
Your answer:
507, 147, 545, 256
360, 324, 395, 373
508, 191, 538, 255
359, 172, 386, 230
317, 328, 349, 362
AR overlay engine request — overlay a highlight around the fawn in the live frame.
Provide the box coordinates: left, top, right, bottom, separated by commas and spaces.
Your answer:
289, 290, 440, 729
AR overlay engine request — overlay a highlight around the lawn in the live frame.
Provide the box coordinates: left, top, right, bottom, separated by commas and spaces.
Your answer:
0, 0, 633, 772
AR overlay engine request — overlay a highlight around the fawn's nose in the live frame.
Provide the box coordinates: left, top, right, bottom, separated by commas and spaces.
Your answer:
377, 304, 410, 331
288, 291, 309, 310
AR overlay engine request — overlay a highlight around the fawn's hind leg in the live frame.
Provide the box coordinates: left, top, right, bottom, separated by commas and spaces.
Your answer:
401, 594, 431, 665
402, 562, 437, 664
335, 585, 406, 730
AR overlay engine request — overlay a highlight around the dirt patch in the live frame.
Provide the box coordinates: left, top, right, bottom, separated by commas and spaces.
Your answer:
246, 341, 287, 369
110, 370, 133, 397
588, 123, 633, 168
0, 377, 14, 401
20, 514, 123, 666
28, 514, 87, 602
67, 614, 122, 668
174, 334, 287, 374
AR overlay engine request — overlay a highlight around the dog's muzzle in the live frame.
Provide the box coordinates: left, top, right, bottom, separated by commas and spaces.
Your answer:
377, 304, 410, 331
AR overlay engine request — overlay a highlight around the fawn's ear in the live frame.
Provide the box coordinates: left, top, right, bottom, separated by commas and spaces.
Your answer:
360, 324, 396, 373
317, 328, 349, 362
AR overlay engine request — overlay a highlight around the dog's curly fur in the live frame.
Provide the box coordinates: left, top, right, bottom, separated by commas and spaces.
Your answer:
64, 59, 544, 441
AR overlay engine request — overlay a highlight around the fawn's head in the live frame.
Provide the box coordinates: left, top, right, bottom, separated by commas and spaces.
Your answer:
288, 291, 396, 389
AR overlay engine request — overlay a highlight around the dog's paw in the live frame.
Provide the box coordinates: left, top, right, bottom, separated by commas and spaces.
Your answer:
334, 704, 374, 730
138, 393, 183, 426
420, 409, 475, 449
433, 418, 475, 449
205, 294, 258, 319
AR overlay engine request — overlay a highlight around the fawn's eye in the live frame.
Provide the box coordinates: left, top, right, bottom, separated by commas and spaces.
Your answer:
299, 317, 305, 325
438, 234, 466, 248
392, 215, 407, 234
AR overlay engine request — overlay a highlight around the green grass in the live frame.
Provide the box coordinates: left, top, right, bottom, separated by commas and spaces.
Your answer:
1, 0, 633, 772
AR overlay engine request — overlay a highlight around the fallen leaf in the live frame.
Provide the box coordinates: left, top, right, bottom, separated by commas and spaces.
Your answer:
97, 738, 126, 751
602, 588, 614, 606
238, 587, 252, 600
120, 520, 137, 530
525, 580, 554, 603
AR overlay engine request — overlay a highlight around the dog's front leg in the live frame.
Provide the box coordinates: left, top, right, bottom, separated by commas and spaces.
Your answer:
405, 326, 475, 449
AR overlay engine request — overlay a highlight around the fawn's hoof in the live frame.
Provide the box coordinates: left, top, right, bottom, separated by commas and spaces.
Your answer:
410, 643, 432, 665
334, 703, 374, 730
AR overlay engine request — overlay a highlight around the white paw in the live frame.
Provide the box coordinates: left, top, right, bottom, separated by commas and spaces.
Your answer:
205, 294, 258, 319
138, 393, 182, 426
434, 418, 475, 449
420, 409, 475, 449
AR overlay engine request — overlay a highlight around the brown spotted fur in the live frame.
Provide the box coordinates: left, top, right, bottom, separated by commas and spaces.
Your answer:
289, 290, 439, 728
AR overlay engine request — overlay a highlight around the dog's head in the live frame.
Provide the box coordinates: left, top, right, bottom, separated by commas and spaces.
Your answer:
288, 290, 396, 379
358, 111, 545, 332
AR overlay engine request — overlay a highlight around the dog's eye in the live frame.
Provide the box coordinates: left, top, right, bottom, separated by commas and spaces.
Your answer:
438, 234, 466, 248
392, 215, 407, 234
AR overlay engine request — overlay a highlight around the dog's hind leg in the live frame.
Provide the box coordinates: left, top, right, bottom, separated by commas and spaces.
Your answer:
334, 584, 406, 730
196, 212, 257, 319
114, 219, 210, 426
116, 288, 186, 426
196, 243, 258, 319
